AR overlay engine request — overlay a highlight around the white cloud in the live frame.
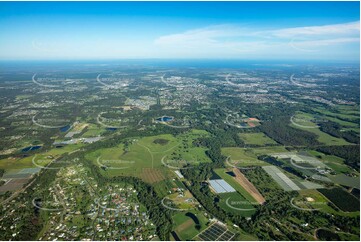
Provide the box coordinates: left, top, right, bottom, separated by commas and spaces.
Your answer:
269, 21, 360, 38
153, 21, 360, 59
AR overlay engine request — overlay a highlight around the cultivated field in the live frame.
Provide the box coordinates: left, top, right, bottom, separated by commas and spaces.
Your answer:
318, 188, 360, 212
140, 168, 166, 183
262, 165, 301, 191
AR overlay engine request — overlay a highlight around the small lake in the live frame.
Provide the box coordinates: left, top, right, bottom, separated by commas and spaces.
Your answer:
22, 145, 42, 152
157, 116, 174, 122
60, 125, 71, 132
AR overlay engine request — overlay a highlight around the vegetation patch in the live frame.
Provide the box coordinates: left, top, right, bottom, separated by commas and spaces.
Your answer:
316, 229, 340, 241
153, 138, 169, 145
318, 188, 360, 212
238, 132, 278, 146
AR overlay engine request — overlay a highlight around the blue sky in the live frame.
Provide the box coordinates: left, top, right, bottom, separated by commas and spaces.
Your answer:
0, 1, 359, 61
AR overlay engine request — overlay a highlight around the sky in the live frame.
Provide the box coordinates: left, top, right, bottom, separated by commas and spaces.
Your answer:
0, 1, 359, 61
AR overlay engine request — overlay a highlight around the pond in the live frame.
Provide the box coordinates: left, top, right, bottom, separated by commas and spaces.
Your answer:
60, 125, 71, 132
226, 171, 236, 177
22, 145, 42, 152
156, 116, 174, 122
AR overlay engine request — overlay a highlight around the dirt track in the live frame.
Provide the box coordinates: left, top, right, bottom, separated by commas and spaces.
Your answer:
233, 168, 266, 204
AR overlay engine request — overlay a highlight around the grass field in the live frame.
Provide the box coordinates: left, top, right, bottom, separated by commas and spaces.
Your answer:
86, 130, 211, 180
293, 189, 359, 217
85, 141, 155, 177
218, 192, 256, 217
81, 123, 105, 137
290, 112, 351, 145
290, 123, 351, 145
312, 106, 359, 132
313, 107, 359, 122
328, 174, 360, 189
222, 146, 292, 168
0, 143, 83, 173
172, 211, 209, 240
293, 189, 329, 210
238, 132, 278, 146
0, 156, 35, 172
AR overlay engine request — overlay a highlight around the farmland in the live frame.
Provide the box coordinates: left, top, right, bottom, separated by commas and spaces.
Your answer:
221, 147, 267, 167
318, 188, 360, 212
293, 189, 359, 217
171, 211, 209, 240
85, 130, 212, 179
0, 60, 359, 241
238, 132, 278, 146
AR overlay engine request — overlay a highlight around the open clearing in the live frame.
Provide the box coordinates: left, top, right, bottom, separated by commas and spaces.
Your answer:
218, 192, 256, 217
294, 189, 358, 217
172, 211, 208, 240
221, 147, 267, 167
238, 132, 278, 146
86, 130, 211, 179
290, 112, 351, 146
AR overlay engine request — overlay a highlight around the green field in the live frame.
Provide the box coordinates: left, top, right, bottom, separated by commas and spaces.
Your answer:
313, 107, 359, 122
312, 106, 359, 132
290, 112, 351, 145
0, 156, 35, 172
292, 189, 358, 217
85, 141, 153, 177
218, 192, 256, 217
0, 143, 84, 173
81, 123, 105, 137
222, 146, 291, 168
328, 174, 360, 189
86, 130, 212, 178
238, 132, 278, 146
172, 211, 209, 240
